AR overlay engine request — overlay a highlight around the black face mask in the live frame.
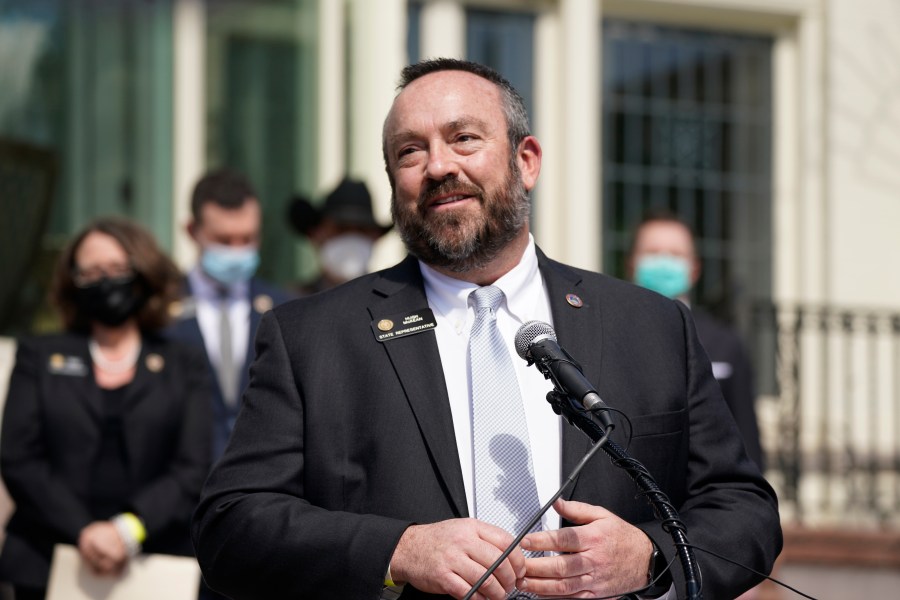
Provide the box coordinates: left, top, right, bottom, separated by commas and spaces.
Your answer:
74, 275, 147, 327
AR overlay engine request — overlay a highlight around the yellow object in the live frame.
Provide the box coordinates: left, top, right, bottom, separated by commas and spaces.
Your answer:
120, 513, 147, 544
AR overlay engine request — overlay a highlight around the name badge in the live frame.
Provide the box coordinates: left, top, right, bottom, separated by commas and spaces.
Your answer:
371, 309, 437, 342
48, 353, 89, 377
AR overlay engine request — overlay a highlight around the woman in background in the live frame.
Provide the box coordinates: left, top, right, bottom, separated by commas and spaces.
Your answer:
0, 217, 211, 600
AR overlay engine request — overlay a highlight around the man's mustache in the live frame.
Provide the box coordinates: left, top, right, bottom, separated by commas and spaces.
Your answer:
418, 177, 484, 210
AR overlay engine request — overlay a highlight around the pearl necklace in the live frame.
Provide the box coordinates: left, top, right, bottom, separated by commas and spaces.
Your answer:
88, 339, 142, 374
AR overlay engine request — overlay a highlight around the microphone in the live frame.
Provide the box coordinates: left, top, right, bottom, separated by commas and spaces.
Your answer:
514, 320, 614, 431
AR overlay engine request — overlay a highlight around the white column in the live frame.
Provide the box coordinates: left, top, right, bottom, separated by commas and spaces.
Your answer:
532, 9, 565, 259
316, 0, 345, 192
772, 27, 801, 304
172, 0, 206, 269
796, 1, 828, 305
348, 0, 408, 269
560, 0, 601, 271
420, 0, 465, 60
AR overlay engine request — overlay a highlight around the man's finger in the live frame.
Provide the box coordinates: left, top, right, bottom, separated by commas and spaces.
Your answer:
521, 523, 584, 553
518, 571, 597, 598
521, 552, 594, 579
457, 559, 514, 600
467, 537, 529, 594
553, 498, 610, 525
475, 523, 527, 578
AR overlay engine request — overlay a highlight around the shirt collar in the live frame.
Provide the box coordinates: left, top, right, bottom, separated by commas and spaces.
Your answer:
188, 266, 249, 302
419, 234, 542, 324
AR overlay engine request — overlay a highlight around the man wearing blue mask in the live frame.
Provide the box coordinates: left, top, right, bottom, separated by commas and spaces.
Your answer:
627, 211, 764, 473
167, 169, 293, 463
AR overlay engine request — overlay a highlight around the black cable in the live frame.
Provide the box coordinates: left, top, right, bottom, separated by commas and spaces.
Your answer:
682, 544, 819, 600
547, 390, 702, 599
462, 427, 612, 600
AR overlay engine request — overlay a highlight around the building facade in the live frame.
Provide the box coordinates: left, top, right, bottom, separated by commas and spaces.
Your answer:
2, 0, 900, 550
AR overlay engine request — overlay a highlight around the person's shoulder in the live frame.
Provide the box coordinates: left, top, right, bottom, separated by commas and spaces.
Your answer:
540, 254, 684, 315
11, 332, 88, 375
691, 308, 745, 351
250, 277, 297, 306
16, 331, 85, 353
142, 332, 207, 364
271, 260, 416, 322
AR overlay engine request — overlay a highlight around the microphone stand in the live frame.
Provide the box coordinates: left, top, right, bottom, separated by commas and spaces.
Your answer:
546, 390, 702, 600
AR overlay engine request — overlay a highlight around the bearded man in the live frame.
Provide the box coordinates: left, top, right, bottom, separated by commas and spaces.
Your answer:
193, 59, 781, 600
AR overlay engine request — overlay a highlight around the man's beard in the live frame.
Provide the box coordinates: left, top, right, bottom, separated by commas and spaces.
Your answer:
391, 162, 530, 273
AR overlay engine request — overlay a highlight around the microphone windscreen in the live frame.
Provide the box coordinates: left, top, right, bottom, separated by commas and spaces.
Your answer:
514, 320, 557, 360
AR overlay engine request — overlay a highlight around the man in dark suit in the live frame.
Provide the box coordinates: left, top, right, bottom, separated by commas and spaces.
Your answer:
165, 169, 293, 461
193, 59, 781, 600
627, 211, 765, 471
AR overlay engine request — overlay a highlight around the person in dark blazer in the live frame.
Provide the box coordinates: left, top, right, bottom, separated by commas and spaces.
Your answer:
627, 210, 765, 471
0, 218, 211, 600
165, 169, 293, 462
193, 59, 781, 600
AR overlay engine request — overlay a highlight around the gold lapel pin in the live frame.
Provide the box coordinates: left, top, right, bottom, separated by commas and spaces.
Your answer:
168, 300, 183, 318
253, 294, 274, 314
145, 353, 165, 373
49, 353, 65, 370
566, 293, 584, 308
377, 319, 394, 332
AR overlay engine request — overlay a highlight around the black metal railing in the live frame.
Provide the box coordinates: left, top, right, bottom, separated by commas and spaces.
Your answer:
747, 302, 900, 527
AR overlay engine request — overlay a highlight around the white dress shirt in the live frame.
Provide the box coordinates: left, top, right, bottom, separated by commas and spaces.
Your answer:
188, 267, 251, 376
419, 235, 561, 530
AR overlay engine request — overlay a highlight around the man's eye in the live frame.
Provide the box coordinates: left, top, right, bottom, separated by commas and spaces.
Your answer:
456, 134, 476, 143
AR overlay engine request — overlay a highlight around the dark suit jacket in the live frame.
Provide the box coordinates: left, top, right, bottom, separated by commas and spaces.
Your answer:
165, 277, 293, 460
691, 309, 764, 470
0, 333, 212, 588
192, 251, 782, 600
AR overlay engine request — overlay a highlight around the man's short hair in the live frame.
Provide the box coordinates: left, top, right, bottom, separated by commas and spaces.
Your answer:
628, 208, 697, 257
190, 169, 258, 223
386, 58, 531, 160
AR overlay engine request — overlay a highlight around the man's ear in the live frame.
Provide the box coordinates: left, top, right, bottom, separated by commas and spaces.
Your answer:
690, 256, 701, 286
516, 136, 542, 192
186, 220, 199, 243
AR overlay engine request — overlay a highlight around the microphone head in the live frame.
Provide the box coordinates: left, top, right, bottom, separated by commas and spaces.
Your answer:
514, 320, 557, 360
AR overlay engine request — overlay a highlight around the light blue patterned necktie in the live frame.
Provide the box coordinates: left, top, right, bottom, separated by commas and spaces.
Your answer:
469, 286, 542, 594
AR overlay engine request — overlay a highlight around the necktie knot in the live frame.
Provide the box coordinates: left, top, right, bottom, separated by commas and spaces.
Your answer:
471, 285, 504, 315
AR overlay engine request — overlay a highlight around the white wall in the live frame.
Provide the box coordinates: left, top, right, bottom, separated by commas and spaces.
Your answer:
827, 0, 900, 308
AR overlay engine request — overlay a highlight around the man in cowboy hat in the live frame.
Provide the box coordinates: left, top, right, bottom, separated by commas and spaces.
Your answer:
289, 177, 392, 294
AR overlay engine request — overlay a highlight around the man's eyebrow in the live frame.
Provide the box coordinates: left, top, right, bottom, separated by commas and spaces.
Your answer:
388, 130, 419, 146
388, 117, 495, 146
445, 117, 492, 132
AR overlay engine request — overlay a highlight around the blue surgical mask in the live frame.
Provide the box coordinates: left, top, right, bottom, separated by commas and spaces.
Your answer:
635, 255, 691, 299
201, 244, 260, 285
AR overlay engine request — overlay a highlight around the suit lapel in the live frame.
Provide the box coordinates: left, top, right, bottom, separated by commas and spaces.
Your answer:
67, 342, 105, 422
537, 250, 605, 500
243, 279, 266, 394
368, 256, 468, 517
122, 341, 156, 413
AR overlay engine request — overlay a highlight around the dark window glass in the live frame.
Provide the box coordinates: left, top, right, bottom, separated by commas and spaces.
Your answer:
466, 9, 535, 123
602, 20, 774, 389
206, 0, 318, 285
0, 0, 173, 333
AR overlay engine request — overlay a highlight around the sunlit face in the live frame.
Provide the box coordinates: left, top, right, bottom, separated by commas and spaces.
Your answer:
190, 199, 261, 249
73, 231, 132, 286
383, 70, 539, 272
632, 221, 695, 262
629, 220, 700, 284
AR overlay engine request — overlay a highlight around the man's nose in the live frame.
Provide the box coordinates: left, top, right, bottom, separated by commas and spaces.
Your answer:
425, 143, 460, 180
